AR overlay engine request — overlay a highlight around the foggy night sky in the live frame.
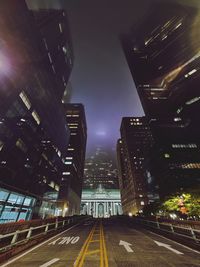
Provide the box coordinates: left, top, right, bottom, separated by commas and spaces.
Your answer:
26, 0, 199, 156
67, 0, 147, 155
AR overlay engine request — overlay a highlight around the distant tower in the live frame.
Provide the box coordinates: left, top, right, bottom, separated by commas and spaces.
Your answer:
59, 104, 87, 216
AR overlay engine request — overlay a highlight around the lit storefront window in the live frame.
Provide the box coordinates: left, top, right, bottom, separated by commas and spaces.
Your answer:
0, 188, 36, 224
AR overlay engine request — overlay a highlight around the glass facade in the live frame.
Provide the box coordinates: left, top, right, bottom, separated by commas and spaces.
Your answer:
0, 188, 35, 223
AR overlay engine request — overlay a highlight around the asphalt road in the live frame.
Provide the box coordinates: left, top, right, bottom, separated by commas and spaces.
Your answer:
1, 218, 200, 267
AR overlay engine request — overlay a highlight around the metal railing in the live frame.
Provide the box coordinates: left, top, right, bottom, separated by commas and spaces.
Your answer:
134, 218, 200, 243
0, 217, 78, 252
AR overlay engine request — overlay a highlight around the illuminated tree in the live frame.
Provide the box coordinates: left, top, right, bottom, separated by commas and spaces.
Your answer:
162, 192, 200, 216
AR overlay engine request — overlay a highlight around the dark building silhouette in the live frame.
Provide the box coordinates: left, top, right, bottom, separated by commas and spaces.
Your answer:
59, 104, 87, 216
121, 2, 200, 204
0, 1, 73, 222
32, 9, 73, 100
148, 118, 200, 199
121, 2, 200, 123
62, 82, 73, 104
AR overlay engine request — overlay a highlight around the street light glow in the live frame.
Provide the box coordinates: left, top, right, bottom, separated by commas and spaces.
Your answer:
0, 52, 11, 76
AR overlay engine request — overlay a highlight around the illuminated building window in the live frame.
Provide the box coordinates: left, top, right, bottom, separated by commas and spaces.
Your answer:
55, 184, 59, 191
185, 69, 197, 78
68, 148, 74, 151
186, 97, 200, 105
63, 172, 70, 175
16, 138, 27, 153
59, 23, 63, 33
65, 161, 72, 165
43, 38, 48, 50
32, 110, 40, 125
48, 52, 52, 63
175, 22, 182, 29
19, 91, 31, 110
62, 46, 67, 54
42, 153, 48, 160
52, 65, 56, 73
172, 144, 197, 148
0, 140, 4, 151
183, 163, 200, 169
164, 153, 170, 158
176, 107, 183, 114
71, 133, 77, 136
66, 157, 73, 160
174, 117, 181, 122
49, 181, 55, 189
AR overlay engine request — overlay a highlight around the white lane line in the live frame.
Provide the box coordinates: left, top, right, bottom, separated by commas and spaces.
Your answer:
40, 258, 60, 267
129, 227, 200, 255
146, 229, 200, 255
1, 223, 80, 267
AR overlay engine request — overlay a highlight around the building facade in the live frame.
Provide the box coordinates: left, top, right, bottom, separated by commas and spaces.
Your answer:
58, 104, 87, 216
121, 2, 200, 121
148, 118, 200, 199
84, 147, 119, 189
81, 185, 122, 218
0, 1, 73, 222
117, 117, 155, 215
121, 2, 200, 203
32, 9, 74, 100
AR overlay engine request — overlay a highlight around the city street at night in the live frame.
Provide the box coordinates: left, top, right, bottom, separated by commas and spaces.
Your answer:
1, 1, 200, 266
2, 218, 200, 267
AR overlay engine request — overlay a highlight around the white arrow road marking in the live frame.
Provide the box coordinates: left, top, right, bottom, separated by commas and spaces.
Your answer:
40, 258, 60, 267
154, 241, 184, 255
119, 240, 134, 252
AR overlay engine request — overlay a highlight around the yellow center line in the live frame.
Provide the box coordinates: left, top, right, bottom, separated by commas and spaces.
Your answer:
85, 249, 100, 256
74, 220, 108, 267
74, 223, 96, 267
89, 239, 100, 243
100, 222, 104, 267
101, 221, 109, 267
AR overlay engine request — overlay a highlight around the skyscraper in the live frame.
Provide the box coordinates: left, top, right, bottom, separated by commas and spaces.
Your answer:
117, 117, 154, 215
0, 1, 73, 222
32, 9, 74, 100
147, 117, 200, 199
121, 2, 200, 202
84, 147, 119, 189
121, 2, 200, 122
59, 104, 87, 216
